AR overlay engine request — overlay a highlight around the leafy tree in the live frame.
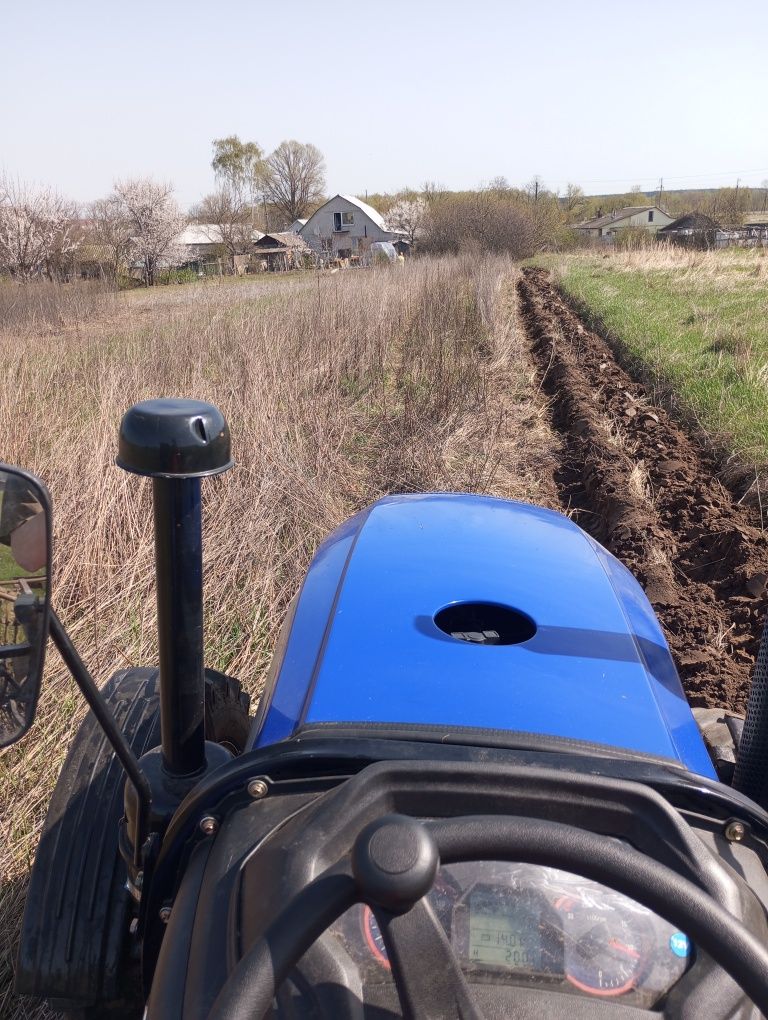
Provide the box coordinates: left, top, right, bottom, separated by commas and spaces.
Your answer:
0, 175, 79, 281
211, 136, 265, 200
262, 140, 326, 224
113, 178, 186, 286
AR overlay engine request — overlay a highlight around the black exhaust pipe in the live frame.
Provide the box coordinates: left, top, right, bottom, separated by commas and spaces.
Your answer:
117, 398, 233, 777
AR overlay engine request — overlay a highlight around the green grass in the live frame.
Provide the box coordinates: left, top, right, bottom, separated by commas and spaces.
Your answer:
544, 250, 768, 467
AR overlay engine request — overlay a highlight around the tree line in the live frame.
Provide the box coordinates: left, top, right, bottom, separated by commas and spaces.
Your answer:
2, 140, 766, 286
0, 136, 329, 285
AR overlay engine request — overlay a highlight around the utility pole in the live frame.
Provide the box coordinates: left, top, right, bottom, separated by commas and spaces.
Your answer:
534, 179, 539, 203
657, 177, 663, 208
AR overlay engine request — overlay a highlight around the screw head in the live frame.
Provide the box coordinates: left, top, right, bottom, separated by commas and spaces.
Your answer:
247, 778, 269, 799
724, 819, 747, 842
199, 815, 219, 836
159, 906, 172, 924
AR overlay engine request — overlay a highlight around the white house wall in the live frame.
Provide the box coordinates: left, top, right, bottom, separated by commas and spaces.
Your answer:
605, 209, 675, 235
300, 196, 394, 256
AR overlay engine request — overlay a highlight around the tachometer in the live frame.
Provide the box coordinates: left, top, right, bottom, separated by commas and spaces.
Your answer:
362, 906, 390, 968
555, 893, 653, 996
360, 872, 461, 968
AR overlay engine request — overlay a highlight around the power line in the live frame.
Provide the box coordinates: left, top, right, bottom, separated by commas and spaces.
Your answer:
544, 166, 768, 187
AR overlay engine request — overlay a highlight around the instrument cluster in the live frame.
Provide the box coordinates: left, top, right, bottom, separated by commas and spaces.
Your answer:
331, 860, 692, 1009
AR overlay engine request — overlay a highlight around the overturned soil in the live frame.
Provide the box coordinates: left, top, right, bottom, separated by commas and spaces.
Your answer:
518, 266, 768, 712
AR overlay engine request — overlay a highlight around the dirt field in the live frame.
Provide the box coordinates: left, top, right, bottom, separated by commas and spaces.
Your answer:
519, 266, 768, 712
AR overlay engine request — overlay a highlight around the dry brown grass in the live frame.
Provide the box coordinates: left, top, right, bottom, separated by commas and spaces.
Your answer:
0, 257, 558, 1017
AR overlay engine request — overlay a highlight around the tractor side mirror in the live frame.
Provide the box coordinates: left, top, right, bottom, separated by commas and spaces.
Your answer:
0, 466, 52, 748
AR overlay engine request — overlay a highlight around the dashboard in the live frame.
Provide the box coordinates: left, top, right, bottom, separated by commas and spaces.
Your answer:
329, 861, 692, 1010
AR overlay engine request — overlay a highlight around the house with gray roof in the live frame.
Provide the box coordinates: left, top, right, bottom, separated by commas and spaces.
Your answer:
299, 195, 402, 261
574, 206, 674, 241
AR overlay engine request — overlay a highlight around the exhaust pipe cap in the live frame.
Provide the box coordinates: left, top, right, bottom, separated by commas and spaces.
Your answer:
116, 398, 233, 479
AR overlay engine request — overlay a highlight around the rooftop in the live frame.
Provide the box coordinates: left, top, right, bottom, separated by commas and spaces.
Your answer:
255, 232, 310, 249
575, 206, 659, 230
658, 212, 720, 233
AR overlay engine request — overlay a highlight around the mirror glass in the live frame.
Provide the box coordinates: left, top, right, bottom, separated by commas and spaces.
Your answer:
0, 467, 51, 748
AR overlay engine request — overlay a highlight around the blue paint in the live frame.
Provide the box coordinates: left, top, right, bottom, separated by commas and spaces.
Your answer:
254, 507, 370, 748
251, 494, 714, 778
669, 932, 691, 958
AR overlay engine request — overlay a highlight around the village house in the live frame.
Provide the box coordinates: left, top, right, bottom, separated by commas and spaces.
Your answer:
176, 223, 264, 264
574, 206, 675, 241
299, 195, 402, 261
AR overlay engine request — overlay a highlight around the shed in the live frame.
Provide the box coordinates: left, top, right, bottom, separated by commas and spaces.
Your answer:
658, 213, 720, 249
252, 232, 312, 271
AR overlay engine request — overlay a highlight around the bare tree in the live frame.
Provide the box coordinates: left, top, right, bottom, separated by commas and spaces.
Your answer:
486, 176, 511, 194
421, 180, 448, 204
388, 196, 428, 246
524, 176, 545, 203
113, 178, 186, 286
85, 195, 132, 279
0, 175, 79, 281
262, 141, 326, 224
192, 188, 253, 270
564, 183, 585, 214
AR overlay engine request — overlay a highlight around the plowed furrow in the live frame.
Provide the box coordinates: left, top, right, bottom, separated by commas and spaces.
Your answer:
518, 266, 768, 711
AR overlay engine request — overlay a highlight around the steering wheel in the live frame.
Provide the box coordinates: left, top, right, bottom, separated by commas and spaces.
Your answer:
207, 813, 768, 1020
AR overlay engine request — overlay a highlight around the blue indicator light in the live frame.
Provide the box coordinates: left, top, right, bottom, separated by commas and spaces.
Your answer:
669, 932, 690, 958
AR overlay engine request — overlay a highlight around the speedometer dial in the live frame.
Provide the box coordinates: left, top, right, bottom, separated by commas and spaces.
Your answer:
555, 894, 654, 996
360, 872, 461, 968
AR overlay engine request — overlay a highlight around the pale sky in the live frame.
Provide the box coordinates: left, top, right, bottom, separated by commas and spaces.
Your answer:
2, 0, 766, 209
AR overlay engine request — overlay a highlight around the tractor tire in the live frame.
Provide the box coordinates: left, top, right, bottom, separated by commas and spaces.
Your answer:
32, 668, 250, 1020
203, 667, 251, 754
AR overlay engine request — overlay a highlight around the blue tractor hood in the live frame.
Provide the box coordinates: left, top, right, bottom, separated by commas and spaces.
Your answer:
251, 494, 715, 778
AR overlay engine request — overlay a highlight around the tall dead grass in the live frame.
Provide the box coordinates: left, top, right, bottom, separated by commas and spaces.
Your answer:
0, 257, 557, 1018
549, 244, 768, 285
0, 278, 118, 331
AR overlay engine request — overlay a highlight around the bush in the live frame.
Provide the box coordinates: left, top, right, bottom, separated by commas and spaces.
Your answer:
162, 267, 199, 285
421, 190, 572, 258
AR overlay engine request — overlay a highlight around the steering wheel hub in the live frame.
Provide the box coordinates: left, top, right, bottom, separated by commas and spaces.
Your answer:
352, 814, 439, 910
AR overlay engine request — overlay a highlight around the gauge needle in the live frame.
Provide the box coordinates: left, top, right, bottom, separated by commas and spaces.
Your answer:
608, 938, 640, 960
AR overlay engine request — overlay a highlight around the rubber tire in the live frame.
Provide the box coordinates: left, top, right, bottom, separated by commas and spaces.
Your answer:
57, 670, 251, 1019
204, 668, 251, 753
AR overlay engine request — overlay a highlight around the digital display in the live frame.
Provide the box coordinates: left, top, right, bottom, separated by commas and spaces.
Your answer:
468, 888, 541, 969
